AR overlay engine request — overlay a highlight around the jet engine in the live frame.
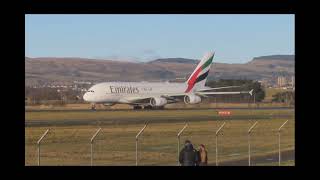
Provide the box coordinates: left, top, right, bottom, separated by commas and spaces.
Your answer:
150, 97, 168, 107
184, 94, 201, 104
103, 103, 116, 106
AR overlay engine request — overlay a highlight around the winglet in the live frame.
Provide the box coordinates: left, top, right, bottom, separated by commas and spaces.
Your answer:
249, 89, 254, 96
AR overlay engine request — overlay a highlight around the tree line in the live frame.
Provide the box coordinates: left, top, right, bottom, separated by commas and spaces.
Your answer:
205, 79, 265, 103
272, 91, 295, 105
25, 87, 83, 105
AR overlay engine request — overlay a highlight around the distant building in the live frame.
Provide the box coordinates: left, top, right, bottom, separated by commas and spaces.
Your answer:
291, 76, 295, 88
277, 76, 287, 87
73, 81, 92, 85
258, 78, 274, 88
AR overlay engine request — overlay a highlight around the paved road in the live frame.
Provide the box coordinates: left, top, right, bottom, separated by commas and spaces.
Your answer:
210, 149, 294, 166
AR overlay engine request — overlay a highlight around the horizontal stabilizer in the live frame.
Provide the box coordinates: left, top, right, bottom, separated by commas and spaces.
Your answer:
249, 89, 254, 96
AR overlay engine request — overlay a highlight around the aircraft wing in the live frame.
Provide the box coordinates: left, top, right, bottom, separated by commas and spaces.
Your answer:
196, 89, 254, 96
162, 89, 253, 98
197, 86, 241, 91
122, 96, 179, 105
122, 96, 152, 105
121, 89, 253, 105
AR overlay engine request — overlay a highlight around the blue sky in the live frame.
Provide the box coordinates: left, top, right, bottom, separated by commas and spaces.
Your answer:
25, 14, 294, 63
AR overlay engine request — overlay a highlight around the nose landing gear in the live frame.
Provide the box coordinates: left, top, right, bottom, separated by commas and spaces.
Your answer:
91, 103, 96, 111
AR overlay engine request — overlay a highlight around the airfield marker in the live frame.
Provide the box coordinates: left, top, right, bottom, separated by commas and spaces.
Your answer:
37, 129, 50, 166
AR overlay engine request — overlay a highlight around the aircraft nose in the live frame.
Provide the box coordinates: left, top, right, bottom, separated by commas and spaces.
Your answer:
83, 92, 89, 102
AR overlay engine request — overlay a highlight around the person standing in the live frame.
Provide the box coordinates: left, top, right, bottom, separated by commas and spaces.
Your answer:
198, 144, 208, 166
179, 140, 198, 166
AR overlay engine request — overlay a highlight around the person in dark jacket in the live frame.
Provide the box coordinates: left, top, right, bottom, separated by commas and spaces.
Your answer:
179, 140, 199, 166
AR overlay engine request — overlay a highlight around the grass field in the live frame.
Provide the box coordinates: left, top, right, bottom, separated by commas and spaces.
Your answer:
25, 109, 294, 166
264, 88, 291, 102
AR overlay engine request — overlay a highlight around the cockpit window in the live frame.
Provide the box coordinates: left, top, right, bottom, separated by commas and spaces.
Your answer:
87, 90, 94, 92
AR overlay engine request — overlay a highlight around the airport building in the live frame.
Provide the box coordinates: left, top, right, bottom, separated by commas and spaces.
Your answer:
291, 76, 295, 88
277, 76, 287, 87
276, 75, 295, 89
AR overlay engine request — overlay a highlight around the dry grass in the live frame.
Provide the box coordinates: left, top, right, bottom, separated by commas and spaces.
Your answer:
25, 113, 294, 166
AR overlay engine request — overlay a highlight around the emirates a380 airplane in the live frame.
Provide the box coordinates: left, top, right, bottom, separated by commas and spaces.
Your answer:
83, 52, 253, 109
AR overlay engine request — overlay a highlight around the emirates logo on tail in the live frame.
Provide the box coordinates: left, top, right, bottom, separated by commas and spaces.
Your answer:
185, 53, 214, 93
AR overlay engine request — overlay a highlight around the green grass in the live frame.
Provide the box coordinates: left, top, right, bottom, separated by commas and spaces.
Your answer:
25, 109, 294, 166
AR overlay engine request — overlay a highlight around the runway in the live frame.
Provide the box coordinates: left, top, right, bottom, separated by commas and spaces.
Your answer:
25, 106, 293, 113
25, 109, 294, 127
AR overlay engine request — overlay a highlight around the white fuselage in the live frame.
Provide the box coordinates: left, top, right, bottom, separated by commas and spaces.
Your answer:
83, 82, 190, 104
81, 52, 252, 108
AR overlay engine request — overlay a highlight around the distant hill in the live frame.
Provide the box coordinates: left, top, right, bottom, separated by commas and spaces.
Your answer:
25, 55, 294, 86
149, 58, 198, 64
252, 55, 294, 61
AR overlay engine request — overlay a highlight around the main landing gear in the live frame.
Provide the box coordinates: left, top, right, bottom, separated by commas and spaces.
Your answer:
133, 105, 143, 110
132, 105, 165, 110
146, 106, 164, 110
143, 105, 153, 110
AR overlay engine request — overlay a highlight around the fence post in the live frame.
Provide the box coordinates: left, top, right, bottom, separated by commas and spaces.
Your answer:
177, 123, 188, 166
215, 122, 226, 166
37, 129, 50, 166
90, 128, 102, 166
278, 120, 289, 166
248, 121, 258, 166
136, 122, 148, 166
